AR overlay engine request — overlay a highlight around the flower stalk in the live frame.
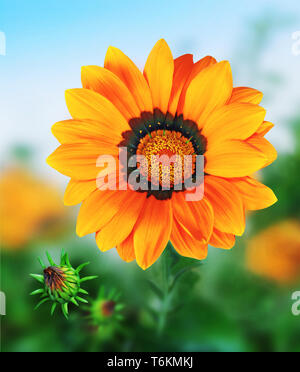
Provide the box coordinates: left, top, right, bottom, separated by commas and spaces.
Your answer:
147, 242, 202, 336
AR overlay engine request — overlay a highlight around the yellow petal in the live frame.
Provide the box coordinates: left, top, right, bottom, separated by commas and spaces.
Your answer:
202, 103, 266, 145
204, 176, 245, 236
177, 55, 216, 114
209, 228, 236, 249
171, 220, 208, 260
209, 228, 235, 249
168, 54, 194, 116
81, 65, 140, 121
65, 88, 130, 133
144, 39, 174, 115
229, 87, 263, 104
246, 135, 277, 167
52, 119, 122, 145
189, 55, 217, 80
95, 192, 146, 252
117, 232, 136, 263
230, 176, 277, 210
76, 190, 130, 237
133, 196, 172, 270
172, 191, 213, 242
205, 139, 267, 178
255, 121, 274, 136
64, 179, 97, 206
182, 61, 233, 127
47, 143, 118, 179
104, 46, 153, 113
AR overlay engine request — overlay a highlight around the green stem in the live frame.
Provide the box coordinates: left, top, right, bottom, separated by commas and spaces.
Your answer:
148, 241, 202, 337
157, 243, 172, 336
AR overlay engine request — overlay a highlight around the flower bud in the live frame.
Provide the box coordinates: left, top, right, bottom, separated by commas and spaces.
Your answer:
88, 286, 124, 326
30, 250, 97, 319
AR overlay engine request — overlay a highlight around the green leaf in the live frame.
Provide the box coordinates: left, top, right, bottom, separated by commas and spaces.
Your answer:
46, 251, 55, 266
76, 296, 88, 304
37, 257, 46, 269
62, 303, 69, 319
170, 262, 202, 292
64, 253, 71, 267
34, 298, 49, 310
30, 274, 44, 284
51, 303, 57, 316
60, 249, 66, 265
80, 276, 98, 283
70, 297, 79, 307
30, 289, 44, 296
76, 262, 90, 273
146, 279, 164, 299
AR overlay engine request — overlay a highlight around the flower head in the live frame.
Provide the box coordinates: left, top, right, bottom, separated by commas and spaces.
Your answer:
246, 220, 300, 284
30, 250, 97, 318
47, 39, 277, 269
87, 286, 124, 328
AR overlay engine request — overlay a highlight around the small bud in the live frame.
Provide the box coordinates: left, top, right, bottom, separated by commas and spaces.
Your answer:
88, 286, 124, 327
30, 250, 97, 319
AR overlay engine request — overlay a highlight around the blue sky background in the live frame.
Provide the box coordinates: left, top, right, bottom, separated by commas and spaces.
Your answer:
0, 0, 299, 181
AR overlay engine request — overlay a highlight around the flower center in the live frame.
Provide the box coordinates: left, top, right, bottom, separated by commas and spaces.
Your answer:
119, 110, 207, 200
101, 300, 116, 317
44, 266, 66, 291
136, 130, 196, 187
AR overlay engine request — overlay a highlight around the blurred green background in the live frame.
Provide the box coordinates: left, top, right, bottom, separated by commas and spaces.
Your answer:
1, 0, 300, 352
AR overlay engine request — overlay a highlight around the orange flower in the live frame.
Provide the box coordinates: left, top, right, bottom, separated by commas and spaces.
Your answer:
246, 220, 300, 284
0, 168, 66, 249
47, 39, 277, 269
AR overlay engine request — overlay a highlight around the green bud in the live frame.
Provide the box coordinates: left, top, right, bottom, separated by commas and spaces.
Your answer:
88, 286, 124, 327
30, 250, 97, 319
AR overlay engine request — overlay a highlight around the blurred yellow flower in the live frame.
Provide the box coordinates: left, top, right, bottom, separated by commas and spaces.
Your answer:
0, 168, 66, 249
246, 220, 300, 284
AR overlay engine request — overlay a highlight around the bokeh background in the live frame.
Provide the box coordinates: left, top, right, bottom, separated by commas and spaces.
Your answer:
1, 0, 300, 352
